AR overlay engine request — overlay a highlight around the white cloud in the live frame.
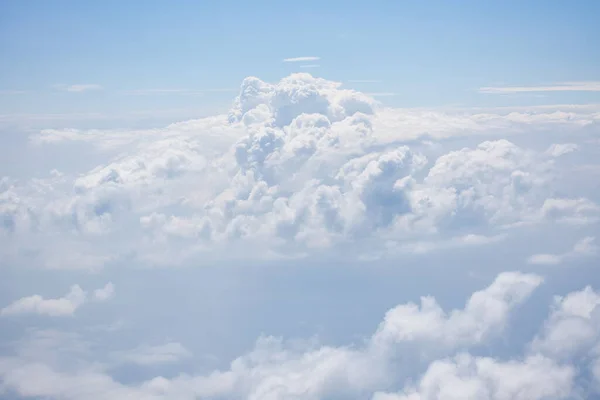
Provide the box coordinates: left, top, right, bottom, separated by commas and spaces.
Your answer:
2, 72, 600, 400
6, 272, 600, 400
114, 342, 192, 366
394, 233, 506, 256
370, 272, 542, 351
545, 143, 579, 157
0, 272, 546, 400
93, 282, 115, 302
530, 286, 600, 360
5, 272, 600, 400
282, 56, 320, 62
373, 354, 574, 400
2, 73, 599, 269
1, 283, 114, 317
54, 84, 104, 93
527, 253, 563, 265
479, 81, 600, 94
527, 236, 597, 265
0, 285, 86, 317
540, 198, 600, 225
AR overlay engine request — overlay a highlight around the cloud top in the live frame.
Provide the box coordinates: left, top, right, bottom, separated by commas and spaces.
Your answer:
1, 283, 115, 317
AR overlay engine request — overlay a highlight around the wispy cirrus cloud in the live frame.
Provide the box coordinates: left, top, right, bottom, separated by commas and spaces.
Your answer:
120, 88, 236, 96
479, 81, 600, 94
52, 84, 103, 93
121, 89, 204, 96
68, 84, 103, 92
282, 56, 320, 62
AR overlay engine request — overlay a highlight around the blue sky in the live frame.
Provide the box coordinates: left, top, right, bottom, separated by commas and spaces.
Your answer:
2, 2, 600, 399
1, 0, 600, 128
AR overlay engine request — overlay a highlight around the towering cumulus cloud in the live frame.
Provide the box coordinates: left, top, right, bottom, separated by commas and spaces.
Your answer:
2, 73, 598, 269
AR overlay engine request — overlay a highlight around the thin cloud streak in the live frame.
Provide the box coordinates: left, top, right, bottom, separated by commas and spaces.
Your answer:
61, 84, 103, 93
120, 88, 236, 96
479, 81, 600, 94
282, 56, 320, 62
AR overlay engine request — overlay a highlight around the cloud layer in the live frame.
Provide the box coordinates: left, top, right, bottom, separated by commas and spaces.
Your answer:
2, 73, 599, 269
2, 272, 600, 399
479, 81, 600, 94
1, 73, 599, 398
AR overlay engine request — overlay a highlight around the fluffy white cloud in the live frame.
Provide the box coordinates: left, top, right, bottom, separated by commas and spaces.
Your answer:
373, 354, 574, 400
2, 73, 599, 269
370, 272, 542, 351
0, 285, 86, 317
0, 272, 546, 400
531, 286, 600, 360
4, 271, 600, 400
1, 283, 114, 317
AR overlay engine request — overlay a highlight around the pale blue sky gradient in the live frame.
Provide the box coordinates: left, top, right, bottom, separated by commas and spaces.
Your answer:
1, 0, 600, 127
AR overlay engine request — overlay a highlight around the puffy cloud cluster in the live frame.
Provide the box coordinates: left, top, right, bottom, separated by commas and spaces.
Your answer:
1, 73, 599, 268
373, 355, 574, 400
1, 282, 115, 317
2, 272, 600, 399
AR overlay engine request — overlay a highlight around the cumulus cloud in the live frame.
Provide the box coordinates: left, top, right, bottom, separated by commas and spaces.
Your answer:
373, 354, 574, 400
0, 271, 547, 400
1, 283, 114, 317
0, 285, 86, 317
527, 236, 597, 265
4, 272, 600, 399
531, 286, 600, 360
2, 73, 599, 269
370, 272, 543, 352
